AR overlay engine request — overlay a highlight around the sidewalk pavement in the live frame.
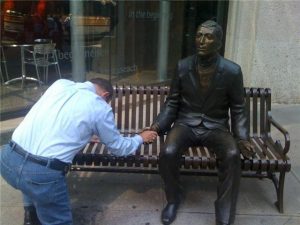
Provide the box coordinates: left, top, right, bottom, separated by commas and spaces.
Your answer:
1, 104, 300, 225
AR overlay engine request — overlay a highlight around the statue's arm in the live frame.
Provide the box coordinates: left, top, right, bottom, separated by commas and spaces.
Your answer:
229, 67, 249, 141
151, 66, 181, 135
229, 67, 257, 158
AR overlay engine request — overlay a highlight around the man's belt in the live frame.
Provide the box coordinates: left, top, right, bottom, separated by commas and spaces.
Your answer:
9, 141, 70, 174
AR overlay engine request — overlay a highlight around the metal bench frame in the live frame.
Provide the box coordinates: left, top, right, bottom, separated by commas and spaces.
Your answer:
72, 85, 291, 213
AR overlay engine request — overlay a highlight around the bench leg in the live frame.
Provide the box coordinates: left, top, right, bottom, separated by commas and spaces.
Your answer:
276, 171, 285, 213
267, 171, 285, 213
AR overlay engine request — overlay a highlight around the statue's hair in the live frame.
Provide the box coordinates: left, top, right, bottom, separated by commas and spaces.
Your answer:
199, 20, 223, 41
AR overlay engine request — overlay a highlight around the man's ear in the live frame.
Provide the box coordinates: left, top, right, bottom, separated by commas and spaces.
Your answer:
94, 84, 110, 100
101, 91, 111, 102
102, 91, 110, 99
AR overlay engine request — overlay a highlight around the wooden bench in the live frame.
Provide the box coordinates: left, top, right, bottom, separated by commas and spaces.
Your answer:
72, 85, 291, 213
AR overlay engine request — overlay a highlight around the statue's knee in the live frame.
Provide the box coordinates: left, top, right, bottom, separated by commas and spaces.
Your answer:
160, 144, 178, 159
225, 148, 240, 162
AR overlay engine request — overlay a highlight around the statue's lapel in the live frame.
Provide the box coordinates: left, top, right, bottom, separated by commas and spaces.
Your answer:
200, 56, 223, 108
188, 55, 200, 94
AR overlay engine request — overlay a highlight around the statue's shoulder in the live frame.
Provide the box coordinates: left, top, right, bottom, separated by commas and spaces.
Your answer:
178, 55, 196, 71
220, 56, 242, 74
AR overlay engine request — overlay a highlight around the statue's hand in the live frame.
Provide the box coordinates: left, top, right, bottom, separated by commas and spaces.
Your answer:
142, 127, 151, 131
150, 123, 160, 133
238, 140, 256, 159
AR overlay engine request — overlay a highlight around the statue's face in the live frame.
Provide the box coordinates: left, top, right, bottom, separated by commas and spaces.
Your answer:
195, 26, 221, 57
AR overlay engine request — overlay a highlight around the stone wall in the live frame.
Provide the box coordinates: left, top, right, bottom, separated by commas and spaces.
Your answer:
225, 0, 300, 103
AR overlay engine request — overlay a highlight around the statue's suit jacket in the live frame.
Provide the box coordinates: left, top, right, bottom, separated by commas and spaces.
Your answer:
152, 54, 249, 141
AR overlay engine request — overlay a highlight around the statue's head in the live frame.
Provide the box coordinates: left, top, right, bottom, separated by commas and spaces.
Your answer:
195, 20, 223, 57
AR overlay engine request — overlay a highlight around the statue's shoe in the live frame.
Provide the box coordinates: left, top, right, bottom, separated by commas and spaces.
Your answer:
161, 203, 179, 225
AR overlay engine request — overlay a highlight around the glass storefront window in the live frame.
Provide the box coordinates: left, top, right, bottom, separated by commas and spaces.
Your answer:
0, 0, 228, 120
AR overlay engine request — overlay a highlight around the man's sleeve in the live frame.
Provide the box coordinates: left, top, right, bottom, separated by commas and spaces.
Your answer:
151, 64, 181, 134
229, 67, 249, 141
96, 108, 143, 156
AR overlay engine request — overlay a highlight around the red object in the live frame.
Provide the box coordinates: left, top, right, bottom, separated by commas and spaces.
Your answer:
36, 0, 46, 17
3, 0, 15, 11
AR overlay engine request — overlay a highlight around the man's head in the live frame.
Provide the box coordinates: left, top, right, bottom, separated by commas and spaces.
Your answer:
89, 78, 113, 103
195, 20, 223, 57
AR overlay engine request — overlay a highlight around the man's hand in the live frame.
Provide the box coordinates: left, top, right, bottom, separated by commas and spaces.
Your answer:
140, 130, 158, 144
90, 135, 100, 143
238, 140, 256, 159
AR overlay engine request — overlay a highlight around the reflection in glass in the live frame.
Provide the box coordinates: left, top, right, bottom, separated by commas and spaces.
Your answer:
1, 0, 228, 85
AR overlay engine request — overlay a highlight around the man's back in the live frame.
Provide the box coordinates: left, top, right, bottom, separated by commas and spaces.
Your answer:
12, 79, 109, 162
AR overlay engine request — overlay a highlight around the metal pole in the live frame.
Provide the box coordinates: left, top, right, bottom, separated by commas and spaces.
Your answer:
116, 1, 125, 75
71, 0, 85, 82
157, 0, 170, 81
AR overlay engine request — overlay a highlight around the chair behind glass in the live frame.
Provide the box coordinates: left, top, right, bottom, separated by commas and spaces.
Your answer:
24, 43, 61, 84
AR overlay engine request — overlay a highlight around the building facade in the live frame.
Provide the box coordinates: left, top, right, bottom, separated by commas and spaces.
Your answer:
225, 0, 300, 103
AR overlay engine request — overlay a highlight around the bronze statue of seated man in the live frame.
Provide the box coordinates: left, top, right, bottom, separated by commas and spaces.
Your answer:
150, 20, 255, 225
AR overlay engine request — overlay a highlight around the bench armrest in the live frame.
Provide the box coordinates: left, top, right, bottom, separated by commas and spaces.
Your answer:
267, 112, 290, 155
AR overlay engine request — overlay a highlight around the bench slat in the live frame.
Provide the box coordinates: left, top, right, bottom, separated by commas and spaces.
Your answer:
131, 86, 137, 131
252, 88, 258, 136
259, 89, 266, 135
117, 86, 123, 130
145, 87, 151, 128
250, 138, 268, 172
124, 86, 130, 130
253, 136, 277, 172
138, 86, 144, 129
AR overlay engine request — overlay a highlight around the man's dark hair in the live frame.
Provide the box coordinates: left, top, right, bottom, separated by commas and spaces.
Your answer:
89, 78, 114, 99
200, 20, 223, 42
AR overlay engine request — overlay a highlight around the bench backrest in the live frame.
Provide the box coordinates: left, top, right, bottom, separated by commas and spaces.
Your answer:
110, 86, 271, 137
244, 87, 271, 137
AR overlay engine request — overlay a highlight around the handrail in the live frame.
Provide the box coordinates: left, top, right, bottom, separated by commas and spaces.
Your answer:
267, 111, 290, 155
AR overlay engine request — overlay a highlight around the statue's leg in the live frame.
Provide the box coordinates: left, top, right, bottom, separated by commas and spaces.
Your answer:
202, 130, 241, 225
159, 123, 196, 224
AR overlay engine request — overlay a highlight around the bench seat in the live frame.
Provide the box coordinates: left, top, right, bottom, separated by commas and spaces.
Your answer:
73, 136, 290, 173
